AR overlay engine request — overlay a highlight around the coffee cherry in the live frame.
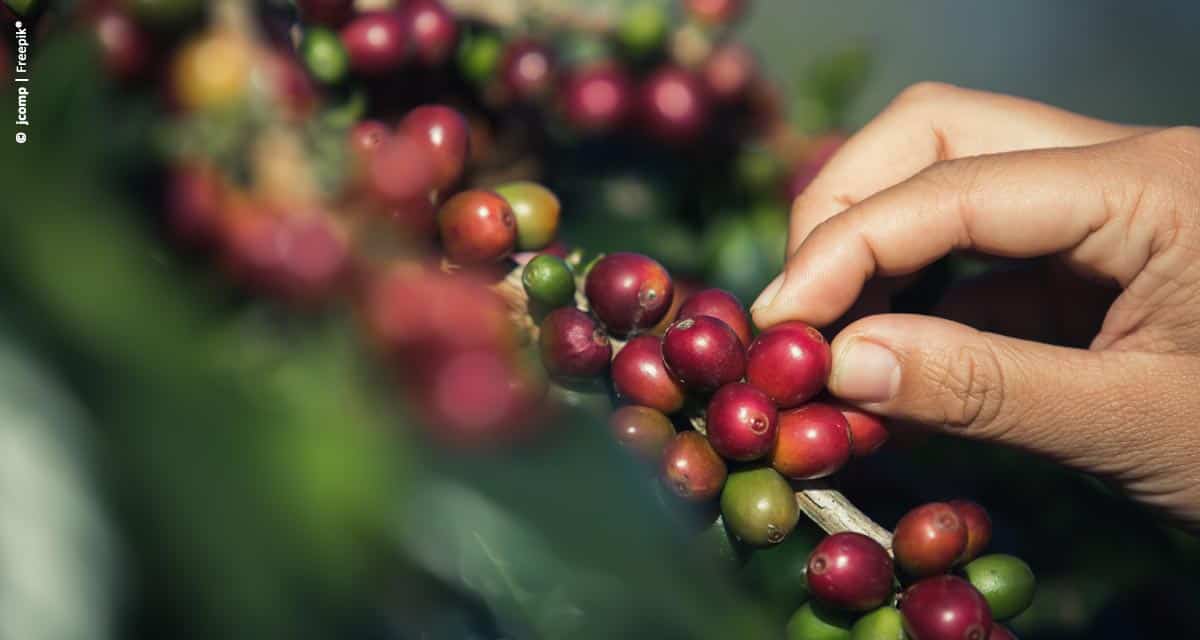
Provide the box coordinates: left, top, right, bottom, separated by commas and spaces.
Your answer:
91, 6, 151, 81
340, 11, 408, 76
706, 383, 777, 461
850, 607, 905, 640
261, 51, 319, 121
300, 26, 350, 85
500, 39, 555, 101
662, 316, 746, 391
436, 189, 516, 264
786, 602, 854, 640
367, 133, 437, 205
611, 335, 686, 414
660, 431, 727, 502
948, 500, 992, 564
585, 252, 674, 336
739, 521, 824, 619
988, 626, 1018, 640
676, 288, 752, 346
893, 503, 968, 578
402, 0, 458, 66
806, 532, 894, 611
684, 0, 745, 25
538, 307, 611, 381
171, 30, 252, 111
166, 163, 225, 247
617, 1, 668, 58
522, 254, 576, 309
399, 105, 470, 190
494, 181, 561, 251
899, 576, 992, 640
703, 42, 757, 103
418, 348, 539, 447
720, 467, 798, 546
457, 29, 503, 85
296, 0, 354, 26
639, 66, 710, 143
561, 64, 634, 133
835, 403, 889, 457
746, 321, 831, 408
609, 405, 675, 462
220, 212, 349, 304
770, 404, 852, 480
348, 119, 391, 160
963, 554, 1035, 621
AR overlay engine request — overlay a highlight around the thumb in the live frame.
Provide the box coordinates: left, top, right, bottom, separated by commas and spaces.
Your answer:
826, 313, 1157, 471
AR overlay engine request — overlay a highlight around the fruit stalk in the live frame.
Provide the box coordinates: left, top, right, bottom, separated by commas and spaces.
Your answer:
443, 0, 612, 32
497, 261, 895, 551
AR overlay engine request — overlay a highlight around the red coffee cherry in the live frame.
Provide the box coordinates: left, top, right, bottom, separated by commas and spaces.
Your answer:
348, 120, 391, 157
340, 11, 408, 76
91, 6, 152, 81
611, 335, 686, 414
399, 105, 470, 190
806, 532, 895, 612
585, 252, 674, 336
661, 316, 746, 391
416, 348, 541, 447
988, 625, 1018, 640
834, 403, 889, 456
401, 0, 458, 66
746, 321, 831, 408
769, 403, 851, 480
165, 163, 225, 247
705, 383, 777, 461
500, 39, 555, 101
366, 133, 437, 205
639, 66, 710, 144
900, 575, 993, 640
684, 0, 745, 25
893, 503, 968, 578
948, 500, 993, 564
676, 288, 752, 347
702, 42, 757, 103
436, 189, 516, 264
561, 63, 634, 133
538, 307, 612, 381
660, 431, 727, 502
609, 406, 675, 462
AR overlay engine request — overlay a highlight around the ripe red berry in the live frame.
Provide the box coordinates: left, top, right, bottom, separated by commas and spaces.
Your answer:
417, 348, 539, 447
436, 189, 516, 264
261, 50, 319, 121
340, 11, 409, 76
367, 133, 437, 205
705, 383, 777, 461
948, 500, 992, 564
348, 120, 391, 163
561, 63, 633, 133
684, 0, 745, 24
399, 105, 470, 190
401, 0, 458, 66
702, 42, 757, 103
609, 405, 675, 462
662, 316, 746, 391
296, 0, 354, 26
746, 321, 831, 408
501, 39, 555, 101
893, 503, 968, 578
91, 7, 152, 81
769, 403, 851, 480
639, 66, 710, 143
585, 252, 674, 336
166, 163, 225, 247
676, 288, 752, 347
900, 576, 993, 640
806, 532, 895, 611
220, 211, 349, 304
834, 403, 889, 456
538, 308, 612, 381
660, 431, 727, 502
611, 335, 686, 414
988, 626, 1018, 640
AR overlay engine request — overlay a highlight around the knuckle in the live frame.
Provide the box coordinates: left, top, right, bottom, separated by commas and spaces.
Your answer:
892, 81, 960, 110
920, 339, 1007, 431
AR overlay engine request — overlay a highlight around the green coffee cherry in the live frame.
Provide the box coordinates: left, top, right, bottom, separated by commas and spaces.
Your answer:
618, 2, 669, 58
300, 27, 350, 85
786, 602, 854, 640
963, 554, 1036, 620
720, 467, 799, 547
522, 255, 576, 309
494, 181, 561, 251
849, 606, 905, 640
740, 520, 823, 619
457, 30, 503, 85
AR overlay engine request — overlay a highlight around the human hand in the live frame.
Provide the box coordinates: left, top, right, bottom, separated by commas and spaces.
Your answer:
750, 82, 1200, 530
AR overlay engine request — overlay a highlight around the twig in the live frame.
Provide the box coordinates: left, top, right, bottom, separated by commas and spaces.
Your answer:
444, 0, 613, 32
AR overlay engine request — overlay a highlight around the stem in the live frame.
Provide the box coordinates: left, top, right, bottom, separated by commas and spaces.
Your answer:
444, 0, 613, 32
495, 261, 894, 549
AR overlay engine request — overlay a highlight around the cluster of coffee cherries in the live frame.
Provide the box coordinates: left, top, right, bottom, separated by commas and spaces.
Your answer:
793, 500, 1036, 639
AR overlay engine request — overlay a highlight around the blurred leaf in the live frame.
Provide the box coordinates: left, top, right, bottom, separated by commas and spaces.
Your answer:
794, 45, 872, 130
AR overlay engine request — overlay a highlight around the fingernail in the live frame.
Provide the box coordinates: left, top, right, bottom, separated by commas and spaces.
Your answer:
752, 275, 784, 313
833, 338, 900, 403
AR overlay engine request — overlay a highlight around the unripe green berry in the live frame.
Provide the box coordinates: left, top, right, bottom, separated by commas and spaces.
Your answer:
963, 553, 1036, 620
720, 467, 799, 547
300, 27, 349, 85
786, 602, 853, 640
849, 606, 905, 640
522, 255, 576, 309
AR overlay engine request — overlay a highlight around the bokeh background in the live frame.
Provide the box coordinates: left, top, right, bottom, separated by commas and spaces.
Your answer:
2, 2, 1199, 640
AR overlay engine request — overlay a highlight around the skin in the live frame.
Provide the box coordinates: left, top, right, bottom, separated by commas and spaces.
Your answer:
751, 82, 1200, 530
